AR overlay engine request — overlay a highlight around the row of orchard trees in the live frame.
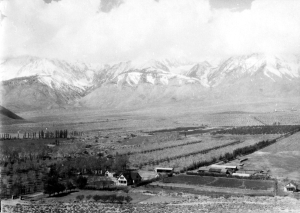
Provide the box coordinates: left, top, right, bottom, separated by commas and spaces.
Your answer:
1, 130, 84, 140
212, 125, 300, 135
23, 130, 69, 139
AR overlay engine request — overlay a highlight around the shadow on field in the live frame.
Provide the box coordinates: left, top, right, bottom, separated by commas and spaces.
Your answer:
50, 190, 79, 197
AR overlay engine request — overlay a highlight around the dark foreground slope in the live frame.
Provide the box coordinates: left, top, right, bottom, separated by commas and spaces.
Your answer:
0, 105, 24, 120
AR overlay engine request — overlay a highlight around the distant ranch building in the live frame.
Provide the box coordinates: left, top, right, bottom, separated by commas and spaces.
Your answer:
232, 173, 251, 177
155, 167, 174, 176
210, 165, 238, 172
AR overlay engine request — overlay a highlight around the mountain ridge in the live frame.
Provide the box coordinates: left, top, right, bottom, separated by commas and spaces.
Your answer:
1, 54, 300, 111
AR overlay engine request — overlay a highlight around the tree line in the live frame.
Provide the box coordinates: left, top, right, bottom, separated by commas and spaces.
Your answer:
212, 125, 300, 135
75, 194, 132, 203
0, 129, 85, 140
43, 155, 130, 196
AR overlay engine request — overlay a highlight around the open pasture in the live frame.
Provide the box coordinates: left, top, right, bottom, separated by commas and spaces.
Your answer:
243, 131, 300, 181
163, 175, 274, 191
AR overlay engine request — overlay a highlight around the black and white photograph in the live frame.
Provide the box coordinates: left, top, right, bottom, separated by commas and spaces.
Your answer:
0, 0, 300, 212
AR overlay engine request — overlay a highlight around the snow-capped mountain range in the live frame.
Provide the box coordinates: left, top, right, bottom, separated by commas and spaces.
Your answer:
1, 53, 300, 111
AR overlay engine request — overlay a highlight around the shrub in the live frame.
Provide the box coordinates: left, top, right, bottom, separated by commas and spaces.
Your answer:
125, 196, 132, 203
75, 176, 87, 189
92, 195, 102, 202
76, 195, 84, 201
116, 195, 125, 204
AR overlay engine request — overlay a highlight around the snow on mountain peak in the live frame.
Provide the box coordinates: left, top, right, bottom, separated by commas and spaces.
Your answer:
0, 56, 96, 90
1, 53, 299, 91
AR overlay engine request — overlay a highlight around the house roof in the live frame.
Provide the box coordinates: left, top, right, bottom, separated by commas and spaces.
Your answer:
286, 181, 298, 187
209, 168, 222, 173
130, 171, 141, 181
119, 171, 141, 182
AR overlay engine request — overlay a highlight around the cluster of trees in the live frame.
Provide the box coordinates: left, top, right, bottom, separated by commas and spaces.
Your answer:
1, 144, 51, 162
53, 155, 129, 179
43, 155, 130, 196
1, 160, 47, 174
0, 169, 45, 198
212, 125, 300, 135
77, 194, 132, 203
43, 165, 88, 196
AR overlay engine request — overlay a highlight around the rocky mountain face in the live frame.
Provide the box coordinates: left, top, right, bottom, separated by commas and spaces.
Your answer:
1, 54, 300, 111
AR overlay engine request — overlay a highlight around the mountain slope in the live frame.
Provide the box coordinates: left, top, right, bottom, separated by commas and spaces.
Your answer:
1, 54, 300, 111
0, 105, 24, 120
0, 56, 99, 110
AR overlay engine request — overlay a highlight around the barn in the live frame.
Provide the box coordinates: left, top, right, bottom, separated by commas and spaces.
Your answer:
232, 173, 251, 177
210, 164, 238, 172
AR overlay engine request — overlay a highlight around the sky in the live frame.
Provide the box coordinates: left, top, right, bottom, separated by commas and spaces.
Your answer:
0, 0, 300, 64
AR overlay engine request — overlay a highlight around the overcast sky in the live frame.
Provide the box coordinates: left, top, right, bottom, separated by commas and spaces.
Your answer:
0, 0, 299, 63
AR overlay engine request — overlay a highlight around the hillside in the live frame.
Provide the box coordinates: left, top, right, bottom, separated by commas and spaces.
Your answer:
0, 105, 24, 120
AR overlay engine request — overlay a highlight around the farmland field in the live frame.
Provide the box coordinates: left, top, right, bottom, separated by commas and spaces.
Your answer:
1, 104, 300, 200
163, 175, 216, 185
240, 131, 300, 181
137, 134, 280, 171
163, 175, 274, 191
207, 178, 244, 188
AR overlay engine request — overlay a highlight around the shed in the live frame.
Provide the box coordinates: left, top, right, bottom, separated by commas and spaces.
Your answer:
138, 170, 159, 180
198, 167, 209, 173
285, 182, 298, 192
210, 164, 238, 172
155, 167, 174, 176
208, 168, 222, 173
232, 173, 251, 177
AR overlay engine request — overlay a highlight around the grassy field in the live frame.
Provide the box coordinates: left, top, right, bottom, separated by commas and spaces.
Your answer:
235, 131, 300, 181
163, 175, 274, 191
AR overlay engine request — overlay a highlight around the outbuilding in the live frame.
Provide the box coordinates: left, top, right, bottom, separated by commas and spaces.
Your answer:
232, 173, 251, 177
284, 182, 298, 192
210, 164, 238, 172
198, 167, 209, 173
155, 167, 174, 176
